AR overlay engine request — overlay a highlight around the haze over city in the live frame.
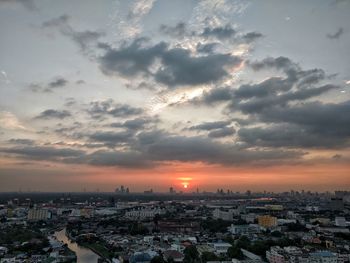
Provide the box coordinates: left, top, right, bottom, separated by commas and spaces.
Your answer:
0, 0, 350, 192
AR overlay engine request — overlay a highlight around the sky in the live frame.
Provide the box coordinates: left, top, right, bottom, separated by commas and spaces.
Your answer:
0, 0, 350, 192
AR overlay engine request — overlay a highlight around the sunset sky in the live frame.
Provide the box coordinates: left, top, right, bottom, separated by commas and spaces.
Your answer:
0, 0, 349, 192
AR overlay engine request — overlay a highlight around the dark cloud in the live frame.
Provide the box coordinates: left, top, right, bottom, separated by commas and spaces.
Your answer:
236, 100, 350, 149
98, 39, 242, 87
98, 39, 167, 77
188, 121, 231, 131
208, 127, 235, 138
200, 87, 235, 104
159, 22, 187, 38
0, 146, 84, 160
48, 77, 68, 89
249, 56, 297, 73
8, 139, 35, 145
259, 101, 350, 132
29, 77, 69, 93
327, 27, 344, 39
136, 130, 302, 165
155, 48, 241, 86
110, 117, 158, 130
201, 24, 236, 40
196, 42, 218, 54
238, 124, 347, 149
233, 84, 338, 114
88, 99, 143, 119
88, 130, 134, 146
42, 15, 104, 52
35, 109, 71, 120
0, 129, 303, 168
42, 14, 70, 27
242, 32, 263, 43
81, 150, 150, 168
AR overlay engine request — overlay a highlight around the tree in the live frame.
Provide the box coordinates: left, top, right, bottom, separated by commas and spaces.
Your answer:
227, 246, 243, 260
151, 256, 165, 263
184, 245, 199, 263
201, 252, 218, 262
236, 236, 250, 249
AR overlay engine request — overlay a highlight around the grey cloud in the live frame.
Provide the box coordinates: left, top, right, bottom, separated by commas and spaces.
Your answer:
0, 0, 37, 10
42, 15, 104, 52
42, 14, 69, 27
234, 84, 338, 114
234, 77, 294, 99
29, 77, 69, 93
233, 100, 350, 149
208, 127, 235, 138
327, 27, 344, 39
88, 99, 143, 118
188, 121, 231, 131
249, 56, 297, 73
196, 42, 218, 54
99, 39, 242, 87
1, 129, 304, 167
35, 109, 71, 119
259, 101, 350, 134
8, 139, 35, 145
201, 24, 236, 40
242, 32, 263, 43
88, 130, 134, 146
99, 39, 167, 77
155, 48, 241, 86
48, 77, 68, 89
81, 150, 150, 168
238, 124, 347, 149
137, 130, 302, 165
200, 87, 234, 104
110, 117, 157, 130
159, 22, 187, 38
0, 146, 84, 160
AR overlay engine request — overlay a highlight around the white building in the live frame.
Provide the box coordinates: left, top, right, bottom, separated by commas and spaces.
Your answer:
228, 224, 260, 235
211, 242, 232, 255
334, 217, 347, 227
213, 209, 234, 221
125, 208, 165, 219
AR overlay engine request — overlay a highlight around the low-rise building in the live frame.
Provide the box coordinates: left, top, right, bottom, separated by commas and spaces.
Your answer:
258, 215, 277, 228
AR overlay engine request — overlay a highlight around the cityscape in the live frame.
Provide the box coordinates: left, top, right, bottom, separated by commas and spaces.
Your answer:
0, 0, 350, 263
0, 189, 349, 263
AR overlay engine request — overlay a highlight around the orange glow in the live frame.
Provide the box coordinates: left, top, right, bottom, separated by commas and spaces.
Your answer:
1, 158, 350, 192
178, 177, 192, 190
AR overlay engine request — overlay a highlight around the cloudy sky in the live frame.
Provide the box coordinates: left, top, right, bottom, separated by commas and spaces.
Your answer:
0, 0, 349, 192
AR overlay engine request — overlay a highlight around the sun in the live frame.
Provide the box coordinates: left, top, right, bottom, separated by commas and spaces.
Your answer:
177, 177, 192, 190
181, 182, 189, 189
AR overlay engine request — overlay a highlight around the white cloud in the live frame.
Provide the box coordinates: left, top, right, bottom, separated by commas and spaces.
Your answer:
0, 111, 28, 130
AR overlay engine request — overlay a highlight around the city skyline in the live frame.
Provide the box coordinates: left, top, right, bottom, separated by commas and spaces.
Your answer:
0, 0, 350, 192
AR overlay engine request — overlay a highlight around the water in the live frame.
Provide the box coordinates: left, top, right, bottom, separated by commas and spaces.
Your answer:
54, 228, 100, 263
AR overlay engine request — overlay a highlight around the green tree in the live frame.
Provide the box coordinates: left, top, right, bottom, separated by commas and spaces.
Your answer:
201, 252, 219, 262
227, 246, 243, 260
151, 256, 165, 263
184, 245, 199, 263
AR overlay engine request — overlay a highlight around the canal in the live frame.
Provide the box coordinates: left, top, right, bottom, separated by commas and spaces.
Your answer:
54, 229, 100, 263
